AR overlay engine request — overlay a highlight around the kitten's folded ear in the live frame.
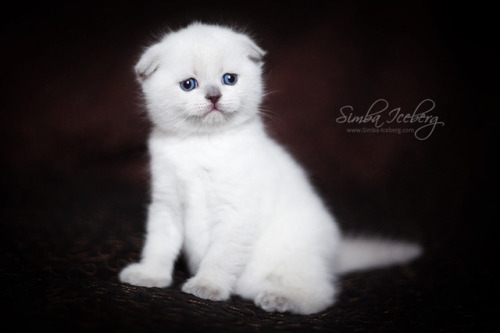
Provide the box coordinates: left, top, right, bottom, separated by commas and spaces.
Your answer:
245, 38, 266, 64
135, 44, 163, 82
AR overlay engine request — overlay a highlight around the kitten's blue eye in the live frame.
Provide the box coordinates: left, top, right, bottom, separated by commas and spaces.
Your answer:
222, 73, 238, 85
180, 78, 197, 91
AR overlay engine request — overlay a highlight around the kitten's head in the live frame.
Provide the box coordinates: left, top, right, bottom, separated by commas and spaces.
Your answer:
136, 23, 266, 135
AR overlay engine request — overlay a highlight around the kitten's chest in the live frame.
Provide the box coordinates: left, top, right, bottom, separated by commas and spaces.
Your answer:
169, 138, 248, 197
151, 128, 273, 208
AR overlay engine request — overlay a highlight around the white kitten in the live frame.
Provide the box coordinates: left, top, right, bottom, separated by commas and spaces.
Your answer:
119, 22, 422, 315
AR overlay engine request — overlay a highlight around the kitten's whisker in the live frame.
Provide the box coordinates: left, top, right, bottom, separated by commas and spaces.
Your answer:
262, 89, 280, 98
257, 107, 280, 122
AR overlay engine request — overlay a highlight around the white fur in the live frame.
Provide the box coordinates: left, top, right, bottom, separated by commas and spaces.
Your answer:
119, 23, 421, 315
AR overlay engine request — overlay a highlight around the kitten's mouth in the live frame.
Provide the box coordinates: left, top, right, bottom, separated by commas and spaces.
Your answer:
204, 104, 225, 116
188, 105, 228, 122
208, 106, 220, 113
187, 104, 235, 125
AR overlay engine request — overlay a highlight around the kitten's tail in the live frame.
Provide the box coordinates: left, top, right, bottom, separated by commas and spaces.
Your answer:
336, 236, 422, 274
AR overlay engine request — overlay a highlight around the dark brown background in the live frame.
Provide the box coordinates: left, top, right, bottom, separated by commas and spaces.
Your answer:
1, 1, 495, 331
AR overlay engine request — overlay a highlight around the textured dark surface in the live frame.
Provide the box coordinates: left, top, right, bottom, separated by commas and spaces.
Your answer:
1, 1, 495, 332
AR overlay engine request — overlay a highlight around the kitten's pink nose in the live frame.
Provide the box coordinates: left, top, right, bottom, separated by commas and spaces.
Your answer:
205, 85, 221, 104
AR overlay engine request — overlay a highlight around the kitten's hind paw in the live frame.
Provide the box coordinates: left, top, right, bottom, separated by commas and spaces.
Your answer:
255, 292, 294, 313
182, 276, 231, 301
119, 262, 172, 288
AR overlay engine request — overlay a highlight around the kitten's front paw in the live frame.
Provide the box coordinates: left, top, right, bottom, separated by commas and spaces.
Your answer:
182, 276, 230, 301
119, 262, 172, 288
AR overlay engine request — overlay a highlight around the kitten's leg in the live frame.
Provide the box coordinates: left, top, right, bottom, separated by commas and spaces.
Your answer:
254, 269, 337, 314
237, 253, 337, 315
234, 213, 339, 316
181, 218, 256, 301
119, 203, 182, 288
